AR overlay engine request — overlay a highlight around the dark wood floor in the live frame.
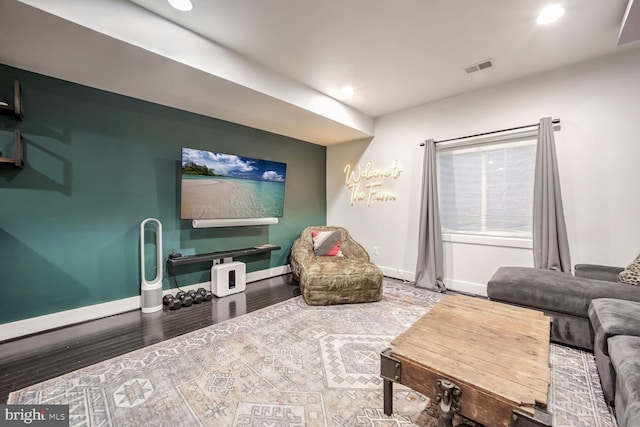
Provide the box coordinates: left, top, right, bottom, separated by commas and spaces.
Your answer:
0, 274, 301, 404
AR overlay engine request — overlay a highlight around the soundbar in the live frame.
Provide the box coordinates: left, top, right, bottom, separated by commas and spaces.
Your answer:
192, 218, 279, 228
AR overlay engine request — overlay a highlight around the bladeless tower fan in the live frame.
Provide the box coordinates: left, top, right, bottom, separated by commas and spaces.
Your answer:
140, 218, 163, 313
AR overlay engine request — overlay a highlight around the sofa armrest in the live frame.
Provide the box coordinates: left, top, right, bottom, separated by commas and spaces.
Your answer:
342, 238, 370, 261
290, 237, 315, 280
575, 264, 624, 282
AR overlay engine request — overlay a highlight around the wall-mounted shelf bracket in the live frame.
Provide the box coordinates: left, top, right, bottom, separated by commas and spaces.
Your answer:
0, 79, 23, 121
0, 129, 24, 168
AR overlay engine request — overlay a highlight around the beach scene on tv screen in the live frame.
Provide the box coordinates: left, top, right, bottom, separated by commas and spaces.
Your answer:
181, 148, 287, 220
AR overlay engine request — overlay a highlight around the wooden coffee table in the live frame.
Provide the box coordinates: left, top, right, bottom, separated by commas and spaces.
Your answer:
381, 294, 552, 427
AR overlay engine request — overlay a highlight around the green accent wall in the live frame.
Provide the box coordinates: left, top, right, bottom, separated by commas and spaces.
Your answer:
0, 65, 326, 324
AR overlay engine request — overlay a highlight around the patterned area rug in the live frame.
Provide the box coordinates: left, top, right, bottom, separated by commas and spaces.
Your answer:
9, 282, 617, 427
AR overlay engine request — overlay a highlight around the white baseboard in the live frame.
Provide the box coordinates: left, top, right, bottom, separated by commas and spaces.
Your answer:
379, 266, 487, 297
0, 265, 291, 342
246, 265, 291, 283
379, 266, 415, 282
444, 278, 488, 297
0, 296, 142, 343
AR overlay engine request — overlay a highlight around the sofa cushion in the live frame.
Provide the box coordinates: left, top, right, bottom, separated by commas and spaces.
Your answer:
609, 336, 640, 427
618, 401, 640, 427
619, 254, 640, 286
575, 264, 624, 282
303, 257, 379, 279
300, 257, 383, 305
588, 298, 640, 403
488, 266, 640, 318
589, 298, 640, 357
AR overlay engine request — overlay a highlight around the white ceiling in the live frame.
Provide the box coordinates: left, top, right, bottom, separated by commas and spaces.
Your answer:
1, 0, 639, 145
129, 0, 637, 117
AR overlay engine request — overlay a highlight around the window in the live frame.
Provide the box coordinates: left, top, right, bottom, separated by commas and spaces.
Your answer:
437, 138, 536, 238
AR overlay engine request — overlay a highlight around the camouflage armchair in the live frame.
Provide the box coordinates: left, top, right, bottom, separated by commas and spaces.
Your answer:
290, 226, 383, 305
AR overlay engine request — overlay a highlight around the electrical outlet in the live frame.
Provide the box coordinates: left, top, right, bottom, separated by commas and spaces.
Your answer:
373, 246, 379, 256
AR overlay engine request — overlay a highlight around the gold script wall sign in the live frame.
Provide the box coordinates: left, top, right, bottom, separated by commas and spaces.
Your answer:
343, 160, 403, 206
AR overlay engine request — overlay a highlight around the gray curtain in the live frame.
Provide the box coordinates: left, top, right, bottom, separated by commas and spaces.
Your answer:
414, 139, 446, 291
533, 117, 572, 272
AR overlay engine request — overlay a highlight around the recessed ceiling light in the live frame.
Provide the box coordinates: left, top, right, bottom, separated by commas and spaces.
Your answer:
168, 0, 193, 12
537, 4, 565, 25
338, 85, 356, 99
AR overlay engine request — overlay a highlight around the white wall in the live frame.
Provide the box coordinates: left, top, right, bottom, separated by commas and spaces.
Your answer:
327, 46, 640, 295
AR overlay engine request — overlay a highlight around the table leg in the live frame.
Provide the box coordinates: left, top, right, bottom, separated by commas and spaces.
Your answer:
383, 378, 393, 416
380, 348, 401, 417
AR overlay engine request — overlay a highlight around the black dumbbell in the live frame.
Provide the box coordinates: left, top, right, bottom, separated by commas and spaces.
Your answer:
187, 289, 202, 304
162, 294, 182, 310
198, 288, 214, 301
186, 289, 202, 304
180, 293, 193, 307
175, 291, 186, 300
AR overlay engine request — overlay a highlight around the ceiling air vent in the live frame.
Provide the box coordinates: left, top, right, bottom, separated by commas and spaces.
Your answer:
465, 59, 493, 74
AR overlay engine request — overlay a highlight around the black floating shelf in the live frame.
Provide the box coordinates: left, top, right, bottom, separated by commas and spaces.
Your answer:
0, 129, 23, 168
167, 244, 281, 267
0, 79, 23, 121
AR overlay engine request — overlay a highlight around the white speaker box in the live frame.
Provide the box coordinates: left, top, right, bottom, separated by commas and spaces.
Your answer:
211, 261, 246, 297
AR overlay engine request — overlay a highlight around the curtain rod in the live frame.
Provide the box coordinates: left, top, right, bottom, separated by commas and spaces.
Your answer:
420, 118, 560, 146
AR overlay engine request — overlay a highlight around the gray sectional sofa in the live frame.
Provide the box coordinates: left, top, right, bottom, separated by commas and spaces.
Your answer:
487, 264, 640, 350
487, 264, 640, 427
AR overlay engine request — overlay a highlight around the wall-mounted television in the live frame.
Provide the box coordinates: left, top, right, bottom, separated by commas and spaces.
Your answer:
180, 147, 287, 221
